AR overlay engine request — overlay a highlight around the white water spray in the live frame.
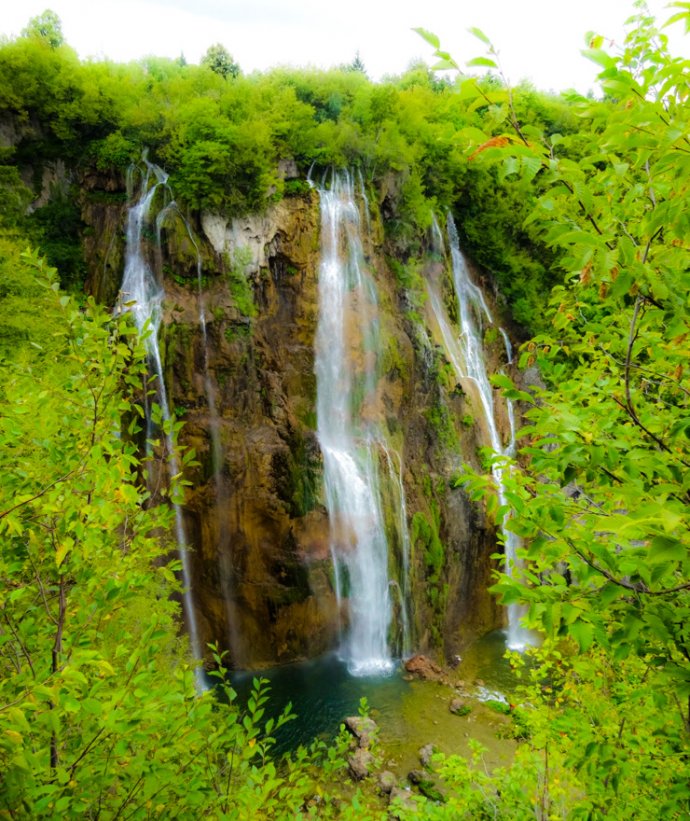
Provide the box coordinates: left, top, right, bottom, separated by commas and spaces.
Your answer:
379, 440, 412, 659
426, 214, 530, 650
315, 172, 398, 675
119, 158, 202, 666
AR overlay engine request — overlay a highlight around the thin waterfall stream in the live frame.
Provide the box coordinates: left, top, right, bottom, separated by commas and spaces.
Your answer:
426, 214, 530, 651
118, 158, 202, 665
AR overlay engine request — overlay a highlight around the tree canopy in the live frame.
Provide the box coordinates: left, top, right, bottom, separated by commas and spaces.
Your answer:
21, 9, 64, 49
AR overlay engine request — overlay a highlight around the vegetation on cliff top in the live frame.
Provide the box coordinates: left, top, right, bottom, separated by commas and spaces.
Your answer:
0, 13, 575, 331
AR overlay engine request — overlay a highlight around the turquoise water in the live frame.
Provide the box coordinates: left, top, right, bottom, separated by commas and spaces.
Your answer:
228, 653, 409, 753
222, 630, 522, 760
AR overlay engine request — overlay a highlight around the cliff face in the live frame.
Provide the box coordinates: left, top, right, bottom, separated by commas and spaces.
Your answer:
81, 170, 508, 669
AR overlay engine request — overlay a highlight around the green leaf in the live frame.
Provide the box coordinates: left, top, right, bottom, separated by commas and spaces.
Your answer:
581, 48, 617, 69
570, 620, 594, 652
610, 270, 633, 298
467, 26, 492, 46
521, 155, 542, 182
412, 27, 440, 49
649, 536, 686, 564
466, 57, 498, 69
431, 59, 459, 71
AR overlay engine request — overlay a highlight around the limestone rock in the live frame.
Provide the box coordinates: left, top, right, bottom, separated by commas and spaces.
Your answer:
78, 164, 507, 669
378, 770, 397, 794
404, 655, 445, 681
407, 770, 445, 802
388, 786, 417, 817
418, 744, 435, 768
344, 716, 378, 749
348, 748, 374, 780
449, 698, 472, 717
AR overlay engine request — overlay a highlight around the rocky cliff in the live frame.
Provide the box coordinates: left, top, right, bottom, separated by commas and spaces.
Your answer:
81, 167, 510, 669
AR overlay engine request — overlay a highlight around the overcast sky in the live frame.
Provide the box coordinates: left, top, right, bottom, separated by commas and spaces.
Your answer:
2, 0, 687, 93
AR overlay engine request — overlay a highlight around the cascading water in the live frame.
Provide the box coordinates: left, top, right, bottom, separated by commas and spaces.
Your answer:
499, 328, 514, 365
426, 214, 530, 651
379, 441, 412, 659
118, 158, 202, 664
314, 171, 402, 675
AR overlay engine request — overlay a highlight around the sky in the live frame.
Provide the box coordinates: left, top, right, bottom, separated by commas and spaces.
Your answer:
2, 0, 687, 93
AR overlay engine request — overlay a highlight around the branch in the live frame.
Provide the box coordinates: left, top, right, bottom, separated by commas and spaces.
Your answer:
0, 470, 78, 521
68, 728, 111, 779
596, 344, 690, 399
112, 774, 145, 821
568, 538, 690, 597
2, 612, 35, 678
558, 179, 614, 248
622, 298, 689, 466
50, 576, 67, 771
26, 549, 58, 626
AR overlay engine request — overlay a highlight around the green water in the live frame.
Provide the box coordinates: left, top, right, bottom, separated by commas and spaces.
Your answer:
229, 652, 408, 753
227, 630, 520, 768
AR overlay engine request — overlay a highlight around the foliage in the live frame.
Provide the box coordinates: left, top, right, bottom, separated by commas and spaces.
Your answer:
21, 9, 64, 49
226, 245, 257, 318
201, 43, 240, 79
0, 241, 62, 359
408, 642, 689, 819
29, 186, 87, 290
411, 508, 447, 629
90, 131, 139, 171
0, 11, 579, 330
4, 4, 690, 816
0, 258, 370, 818
425, 2, 690, 815
345, 51, 367, 75
0, 165, 32, 225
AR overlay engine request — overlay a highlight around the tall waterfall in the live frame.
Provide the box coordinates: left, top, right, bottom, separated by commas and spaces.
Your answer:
119, 158, 202, 664
426, 214, 530, 651
314, 172, 401, 675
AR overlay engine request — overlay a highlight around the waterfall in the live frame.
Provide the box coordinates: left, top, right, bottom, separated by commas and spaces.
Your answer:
426, 214, 530, 651
499, 327, 514, 365
191, 250, 240, 659
379, 441, 412, 659
178, 216, 243, 658
314, 171, 398, 676
118, 157, 202, 665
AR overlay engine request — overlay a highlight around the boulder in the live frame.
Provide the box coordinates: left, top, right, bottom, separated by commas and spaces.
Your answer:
344, 715, 378, 749
418, 744, 436, 768
388, 786, 418, 817
407, 770, 445, 802
403, 655, 445, 681
378, 770, 397, 795
449, 698, 472, 717
348, 748, 374, 780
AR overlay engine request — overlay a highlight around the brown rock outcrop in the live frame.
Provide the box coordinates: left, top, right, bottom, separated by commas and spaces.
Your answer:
82, 178, 507, 669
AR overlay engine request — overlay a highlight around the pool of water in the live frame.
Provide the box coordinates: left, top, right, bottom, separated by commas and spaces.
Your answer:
227, 652, 408, 753
219, 630, 522, 767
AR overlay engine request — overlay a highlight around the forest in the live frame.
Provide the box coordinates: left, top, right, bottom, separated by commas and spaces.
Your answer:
0, 2, 688, 818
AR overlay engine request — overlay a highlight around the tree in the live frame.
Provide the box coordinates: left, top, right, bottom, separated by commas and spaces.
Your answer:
346, 51, 367, 74
0, 254, 353, 817
201, 43, 240, 79
21, 9, 64, 49
420, 2, 690, 815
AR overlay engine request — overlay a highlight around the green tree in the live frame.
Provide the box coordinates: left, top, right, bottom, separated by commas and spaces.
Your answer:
201, 43, 240, 79
423, 2, 690, 815
21, 9, 64, 49
0, 255, 362, 817
346, 51, 367, 74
